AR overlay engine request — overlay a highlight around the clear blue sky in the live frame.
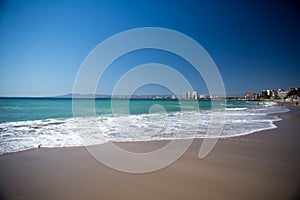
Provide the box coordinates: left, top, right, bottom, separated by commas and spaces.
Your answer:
0, 0, 299, 97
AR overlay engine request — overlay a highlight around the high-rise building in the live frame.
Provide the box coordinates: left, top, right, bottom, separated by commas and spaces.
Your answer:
261, 90, 272, 98
183, 91, 198, 100
192, 91, 198, 100
246, 92, 252, 99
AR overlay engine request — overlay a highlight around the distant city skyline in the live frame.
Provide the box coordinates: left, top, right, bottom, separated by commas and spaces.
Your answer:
0, 0, 300, 97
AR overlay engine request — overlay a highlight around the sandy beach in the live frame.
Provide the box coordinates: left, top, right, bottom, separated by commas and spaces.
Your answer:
0, 104, 299, 200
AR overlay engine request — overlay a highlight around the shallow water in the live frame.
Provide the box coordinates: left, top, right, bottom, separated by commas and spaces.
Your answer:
0, 98, 289, 154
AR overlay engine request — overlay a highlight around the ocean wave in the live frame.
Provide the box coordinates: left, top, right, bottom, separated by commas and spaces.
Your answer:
225, 107, 247, 111
0, 103, 289, 154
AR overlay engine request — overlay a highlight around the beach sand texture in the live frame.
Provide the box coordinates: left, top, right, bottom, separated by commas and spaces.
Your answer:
0, 104, 299, 200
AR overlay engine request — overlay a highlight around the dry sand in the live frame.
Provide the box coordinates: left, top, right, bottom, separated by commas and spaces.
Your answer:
0, 104, 299, 200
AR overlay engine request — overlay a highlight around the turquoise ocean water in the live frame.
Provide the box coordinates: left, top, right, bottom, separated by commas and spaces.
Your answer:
0, 98, 289, 154
0, 98, 217, 122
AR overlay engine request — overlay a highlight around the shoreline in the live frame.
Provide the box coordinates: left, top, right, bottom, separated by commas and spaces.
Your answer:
0, 100, 288, 155
0, 104, 299, 200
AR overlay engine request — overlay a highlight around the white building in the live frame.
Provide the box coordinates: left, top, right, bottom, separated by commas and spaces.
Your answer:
183, 91, 198, 100
199, 94, 207, 99
192, 91, 198, 100
277, 89, 288, 99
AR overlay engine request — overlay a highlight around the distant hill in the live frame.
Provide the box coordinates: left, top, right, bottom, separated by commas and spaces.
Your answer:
55, 93, 177, 99
55, 93, 111, 99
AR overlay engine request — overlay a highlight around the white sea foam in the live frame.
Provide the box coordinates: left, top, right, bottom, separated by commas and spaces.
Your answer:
225, 107, 247, 111
0, 103, 289, 154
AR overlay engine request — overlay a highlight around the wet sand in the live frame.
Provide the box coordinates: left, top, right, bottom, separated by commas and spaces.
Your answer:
0, 104, 299, 200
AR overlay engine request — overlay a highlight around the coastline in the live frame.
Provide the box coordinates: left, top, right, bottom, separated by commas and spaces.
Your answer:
0, 104, 299, 200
